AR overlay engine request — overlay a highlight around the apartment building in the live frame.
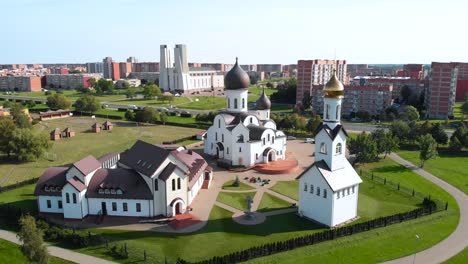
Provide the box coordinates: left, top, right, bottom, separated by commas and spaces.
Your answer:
0, 76, 42, 91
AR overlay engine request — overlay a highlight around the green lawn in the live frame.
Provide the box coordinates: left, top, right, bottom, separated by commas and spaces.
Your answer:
270, 181, 299, 200
0, 238, 74, 264
444, 247, 468, 264
397, 150, 468, 194
257, 192, 292, 212
216, 191, 257, 211
12, 90, 129, 103
248, 86, 276, 96
0, 117, 198, 187
0, 184, 37, 213
222, 179, 255, 191
177, 139, 202, 146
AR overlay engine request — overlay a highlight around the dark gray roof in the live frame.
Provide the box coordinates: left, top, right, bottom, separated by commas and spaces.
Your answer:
295, 160, 330, 180
315, 124, 348, 140
67, 177, 86, 192
73, 155, 101, 176
50, 128, 61, 135
158, 163, 177, 182
247, 125, 269, 140
256, 88, 271, 110
119, 140, 171, 176
224, 58, 250, 90
86, 168, 152, 200
34, 167, 68, 196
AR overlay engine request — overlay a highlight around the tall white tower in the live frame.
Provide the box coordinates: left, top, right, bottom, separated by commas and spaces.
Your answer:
173, 44, 190, 92
322, 69, 343, 130
159, 45, 172, 90
224, 58, 250, 113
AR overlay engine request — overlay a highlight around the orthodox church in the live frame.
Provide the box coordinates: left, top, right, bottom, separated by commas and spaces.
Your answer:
34, 140, 213, 220
203, 58, 287, 167
297, 71, 362, 227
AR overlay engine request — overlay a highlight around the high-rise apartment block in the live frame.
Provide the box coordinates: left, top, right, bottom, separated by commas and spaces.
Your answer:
426, 62, 459, 119
296, 60, 347, 104
133, 62, 159, 73
0, 76, 42, 92
119, 62, 132, 79
86, 62, 104, 74
102, 57, 113, 79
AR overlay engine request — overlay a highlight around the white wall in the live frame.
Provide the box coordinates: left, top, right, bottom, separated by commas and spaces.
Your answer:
65, 167, 84, 183
226, 89, 248, 113
332, 185, 359, 226
38, 196, 63, 214
165, 169, 188, 216
298, 166, 334, 226
87, 198, 151, 217
188, 171, 206, 205
62, 184, 85, 219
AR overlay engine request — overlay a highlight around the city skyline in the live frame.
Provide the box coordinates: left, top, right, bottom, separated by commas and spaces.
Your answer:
2, 0, 467, 64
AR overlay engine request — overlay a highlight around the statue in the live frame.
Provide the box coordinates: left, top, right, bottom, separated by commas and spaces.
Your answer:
244, 195, 255, 220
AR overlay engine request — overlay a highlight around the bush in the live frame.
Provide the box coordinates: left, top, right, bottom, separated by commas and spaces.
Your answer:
232, 176, 240, 187
180, 112, 192, 118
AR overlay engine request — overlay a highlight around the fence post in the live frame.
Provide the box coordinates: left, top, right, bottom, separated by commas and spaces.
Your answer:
445, 202, 448, 211
384, 178, 387, 185
371, 172, 374, 180
412, 189, 415, 196
397, 183, 400, 191
105, 239, 108, 248
144, 250, 147, 262
124, 243, 128, 257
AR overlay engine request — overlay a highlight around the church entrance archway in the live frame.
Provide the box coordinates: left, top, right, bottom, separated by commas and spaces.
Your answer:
262, 148, 276, 163
216, 142, 225, 159
268, 152, 274, 162
170, 198, 185, 216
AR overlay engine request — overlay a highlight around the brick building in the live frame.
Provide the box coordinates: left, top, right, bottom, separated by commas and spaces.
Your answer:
426, 62, 459, 119
133, 62, 159, 73
0, 76, 42, 91
297, 59, 347, 104
45, 74, 99, 89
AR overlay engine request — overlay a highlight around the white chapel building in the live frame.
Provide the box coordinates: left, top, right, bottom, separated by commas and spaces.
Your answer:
34, 141, 213, 220
297, 71, 362, 227
203, 58, 287, 168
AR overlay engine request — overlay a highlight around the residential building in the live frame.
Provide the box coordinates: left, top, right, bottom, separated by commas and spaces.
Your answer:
127, 56, 138, 63
426, 62, 459, 119
297, 71, 362, 227
119, 62, 132, 79
296, 59, 347, 104
86, 62, 104, 74
49, 67, 69, 75
102, 57, 113, 79
204, 59, 287, 167
257, 64, 283, 73
0, 76, 42, 91
133, 62, 159, 73
34, 140, 213, 220
45, 74, 101, 89
396, 64, 424, 80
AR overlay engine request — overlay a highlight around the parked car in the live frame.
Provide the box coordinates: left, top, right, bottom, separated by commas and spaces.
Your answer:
287, 136, 296, 140
304, 138, 315, 143
128, 104, 138, 110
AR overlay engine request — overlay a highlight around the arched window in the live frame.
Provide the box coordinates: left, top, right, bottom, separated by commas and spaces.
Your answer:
242, 98, 245, 108
172, 179, 176, 191
336, 143, 342, 154
316, 187, 320, 196
234, 98, 238, 109
221, 134, 224, 142
66, 193, 70, 203
218, 119, 221, 128
326, 104, 330, 120
215, 133, 218, 141
310, 184, 314, 194
177, 178, 181, 190
336, 105, 340, 120
320, 142, 327, 154
72, 193, 77, 204
304, 183, 307, 192
323, 189, 327, 198
237, 134, 244, 142
227, 99, 230, 108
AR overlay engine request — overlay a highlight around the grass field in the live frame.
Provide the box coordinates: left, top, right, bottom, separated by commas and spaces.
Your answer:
270, 181, 299, 200
13, 90, 129, 103
0, 239, 74, 264
443, 247, 468, 264
0, 117, 198, 187
221, 179, 255, 191
0, 184, 37, 212
216, 191, 257, 211
257, 192, 292, 212
397, 150, 468, 194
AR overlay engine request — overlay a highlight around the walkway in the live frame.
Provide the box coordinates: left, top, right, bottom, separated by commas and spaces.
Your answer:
383, 153, 468, 264
0, 229, 116, 264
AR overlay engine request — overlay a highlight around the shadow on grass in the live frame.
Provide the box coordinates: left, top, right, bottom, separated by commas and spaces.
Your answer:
371, 165, 409, 174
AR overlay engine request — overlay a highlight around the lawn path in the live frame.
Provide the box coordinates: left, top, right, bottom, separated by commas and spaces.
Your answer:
0, 229, 115, 264
383, 153, 468, 264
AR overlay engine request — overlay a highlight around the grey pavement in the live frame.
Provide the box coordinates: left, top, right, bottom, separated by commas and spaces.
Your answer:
0, 229, 116, 264
382, 153, 468, 264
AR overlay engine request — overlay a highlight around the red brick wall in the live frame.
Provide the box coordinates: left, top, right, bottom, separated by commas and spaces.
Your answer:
29, 76, 42, 91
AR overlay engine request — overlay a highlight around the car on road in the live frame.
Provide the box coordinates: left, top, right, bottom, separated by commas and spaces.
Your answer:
128, 105, 138, 110
304, 138, 315, 143
287, 136, 296, 140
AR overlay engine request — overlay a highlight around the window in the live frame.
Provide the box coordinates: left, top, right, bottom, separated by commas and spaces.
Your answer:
72, 193, 77, 204
250, 117, 253, 123
263, 138, 265, 145
215, 133, 218, 141
47, 200, 51, 208
123, 202, 128, 212
272, 137, 275, 144
316, 187, 320, 196
177, 178, 181, 190
172, 179, 176, 191
136, 203, 141, 212
310, 184, 314, 194
347, 188, 350, 195
336, 143, 342, 154
326, 104, 330, 119
218, 119, 221, 128
352, 186, 355, 193
66, 193, 70, 203
227, 147, 229, 154
337, 191, 340, 199
239, 147, 242, 152
112, 202, 117, 211
256, 153, 259, 160
320, 143, 327, 154
304, 183, 307, 192
336, 105, 340, 120
323, 189, 327, 198
154, 180, 159, 191
242, 98, 245, 108
268, 134, 270, 141
228, 99, 230, 108
58, 200, 62, 209
237, 134, 244, 142
221, 134, 224, 142
234, 98, 238, 109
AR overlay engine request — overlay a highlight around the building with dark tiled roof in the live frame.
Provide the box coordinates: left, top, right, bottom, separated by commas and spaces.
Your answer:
34, 140, 213, 220
203, 58, 287, 168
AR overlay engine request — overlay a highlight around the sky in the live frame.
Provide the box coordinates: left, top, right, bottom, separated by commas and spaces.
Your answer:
2, 0, 467, 64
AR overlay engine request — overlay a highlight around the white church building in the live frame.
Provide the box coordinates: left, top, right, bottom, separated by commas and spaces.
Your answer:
159, 44, 224, 93
34, 141, 213, 220
297, 71, 362, 227
203, 58, 287, 168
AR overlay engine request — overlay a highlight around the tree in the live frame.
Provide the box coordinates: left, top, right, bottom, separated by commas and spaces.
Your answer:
302, 92, 313, 110
159, 112, 168, 125
372, 129, 399, 158
449, 123, 468, 151
390, 120, 411, 141
17, 215, 48, 264
356, 111, 371, 121
126, 87, 137, 99
266, 82, 273, 88
9, 129, 52, 161
306, 115, 322, 136
75, 95, 100, 114
431, 123, 448, 147
15, 113, 32, 129
121, 80, 131, 89
87, 78, 96, 88
418, 134, 438, 167
125, 110, 135, 121
46, 93, 71, 110
461, 100, 468, 118
348, 132, 378, 163
135, 107, 158, 123
96, 79, 115, 95
400, 85, 412, 104
400, 106, 419, 121
143, 84, 161, 100
294, 115, 308, 131
23, 100, 36, 108
0, 117, 16, 157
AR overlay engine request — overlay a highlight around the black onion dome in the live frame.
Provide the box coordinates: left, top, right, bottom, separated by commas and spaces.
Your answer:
256, 87, 271, 110
224, 58, 250, 90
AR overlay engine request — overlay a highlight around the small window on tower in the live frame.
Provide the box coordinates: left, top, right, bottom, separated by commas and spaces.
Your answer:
242, 98, 245, 108
234, 99, 238, 109
320, 143, 327, 154
336, 105, 340, 120
326, 104, 330, 120
304, 183, 307, 192
336, 143, 342, 154
310, 184, 314, 194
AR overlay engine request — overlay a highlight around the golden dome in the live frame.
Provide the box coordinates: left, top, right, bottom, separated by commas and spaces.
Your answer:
324, 69, 344, 98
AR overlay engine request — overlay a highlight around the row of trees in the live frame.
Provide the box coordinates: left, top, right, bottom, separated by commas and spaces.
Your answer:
125, 107, 168, 124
